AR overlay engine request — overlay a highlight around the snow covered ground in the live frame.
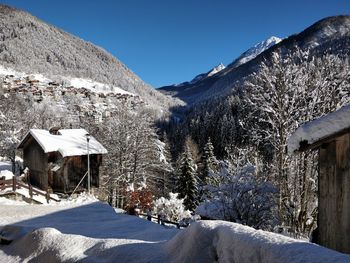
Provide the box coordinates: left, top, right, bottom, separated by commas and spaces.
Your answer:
0, 196, 349, 263
0, 196, 179, 262
0, 161, 13, 179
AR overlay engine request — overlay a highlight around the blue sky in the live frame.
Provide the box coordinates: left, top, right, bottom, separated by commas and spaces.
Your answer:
1, 0, 349, 87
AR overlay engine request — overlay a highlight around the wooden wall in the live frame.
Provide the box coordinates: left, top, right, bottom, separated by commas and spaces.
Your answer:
58, 154, 101, 193
318, 133, 350, 253
23, 137, 48, 190
22, 135, 103, 194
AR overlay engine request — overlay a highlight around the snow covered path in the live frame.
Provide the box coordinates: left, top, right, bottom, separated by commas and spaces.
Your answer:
0, 198, 349, 263
0, 199, 179, 262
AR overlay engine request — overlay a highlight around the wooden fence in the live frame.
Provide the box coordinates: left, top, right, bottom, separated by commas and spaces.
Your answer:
0, 176, 59, 203
139, 213, 188, 229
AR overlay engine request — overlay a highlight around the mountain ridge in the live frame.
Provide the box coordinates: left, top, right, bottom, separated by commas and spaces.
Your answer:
229, 36, 282, 68
159, 15, 350, 105
158, 35, 282, 102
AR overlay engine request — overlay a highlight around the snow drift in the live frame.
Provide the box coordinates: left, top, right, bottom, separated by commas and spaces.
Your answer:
1, 199, 349, 262
166, 221, 350, 263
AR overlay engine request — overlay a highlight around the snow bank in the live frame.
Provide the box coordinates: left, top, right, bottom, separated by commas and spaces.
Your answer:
166, 221, 350, 263
1, 199, 349, 262
57, 192, 98, 206
2, 226, 169, 263
0, 197, 28, 205
288, 104, 350, 153
0, 200, 179, 262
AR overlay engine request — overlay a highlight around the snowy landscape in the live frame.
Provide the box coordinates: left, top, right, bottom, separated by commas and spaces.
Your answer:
0, 2, 350, 263
1, 195, 349, 263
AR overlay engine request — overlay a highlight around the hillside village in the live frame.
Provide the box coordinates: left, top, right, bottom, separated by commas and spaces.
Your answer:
0, 72, 143, 125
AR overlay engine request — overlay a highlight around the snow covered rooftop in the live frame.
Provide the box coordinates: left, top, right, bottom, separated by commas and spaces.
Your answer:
288, 104, 350, 153
18, 129, 107, 157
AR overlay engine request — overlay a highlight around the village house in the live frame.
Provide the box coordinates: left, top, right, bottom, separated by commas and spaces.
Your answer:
288, 104, 350, 254
17, 128, 107, 194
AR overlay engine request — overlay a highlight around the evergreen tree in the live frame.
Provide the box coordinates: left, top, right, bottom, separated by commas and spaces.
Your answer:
201, 137, 218, 183
176, 145, 198, 211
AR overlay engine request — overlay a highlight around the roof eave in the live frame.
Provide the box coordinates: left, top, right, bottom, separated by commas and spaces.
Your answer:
297, 127, 350, 152
17, 130, 31, 149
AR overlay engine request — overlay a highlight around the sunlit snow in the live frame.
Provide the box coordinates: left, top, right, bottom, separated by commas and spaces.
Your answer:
0, 196, 349, 262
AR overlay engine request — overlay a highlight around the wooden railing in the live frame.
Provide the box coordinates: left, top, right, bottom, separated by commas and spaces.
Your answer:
139, 213, 188, 229
0, 176, 59, 203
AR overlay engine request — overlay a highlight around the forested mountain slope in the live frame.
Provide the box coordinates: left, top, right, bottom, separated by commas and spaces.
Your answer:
0, 4, 181, 109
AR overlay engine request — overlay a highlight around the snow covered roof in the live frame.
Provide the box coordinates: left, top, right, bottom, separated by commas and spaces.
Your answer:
18, 129, 107, 157
288, 104, 350, 153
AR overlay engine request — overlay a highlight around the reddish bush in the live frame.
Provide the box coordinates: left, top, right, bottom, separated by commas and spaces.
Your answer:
125, 188, 153, 214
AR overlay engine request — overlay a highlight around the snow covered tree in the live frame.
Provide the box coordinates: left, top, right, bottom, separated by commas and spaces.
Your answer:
242, 50, 313, 229
200, 137, 218, 182
153, 133, 174, 198
97, 106, 172, 208
198, 162, 278, 231
0, 93, 25, 163
154, 193, 192, 223
176, 141, 199, 211
242, 49, 350, 234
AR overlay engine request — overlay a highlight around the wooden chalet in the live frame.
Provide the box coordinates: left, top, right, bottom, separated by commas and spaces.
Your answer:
288, 105, 350, 254
17, 128, 107, 194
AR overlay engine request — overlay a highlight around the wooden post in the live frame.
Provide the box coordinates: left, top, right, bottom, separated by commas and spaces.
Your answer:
12, 176, 16, 191
46, 192, 50, 204
29, 184, 33, 199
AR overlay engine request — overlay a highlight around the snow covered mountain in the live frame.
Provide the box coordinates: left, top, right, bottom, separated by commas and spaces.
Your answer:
159, 36, 281, 102
175, 63, 226, 88
189, 63, 226, 85
162, 36, 280, 92
230, 36, 282, 68
0, 4, 181, 110
159, 15, 350, 105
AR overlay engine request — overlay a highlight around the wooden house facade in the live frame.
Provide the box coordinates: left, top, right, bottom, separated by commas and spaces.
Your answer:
17, 128, 107, 194
288, 105, 350, 254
